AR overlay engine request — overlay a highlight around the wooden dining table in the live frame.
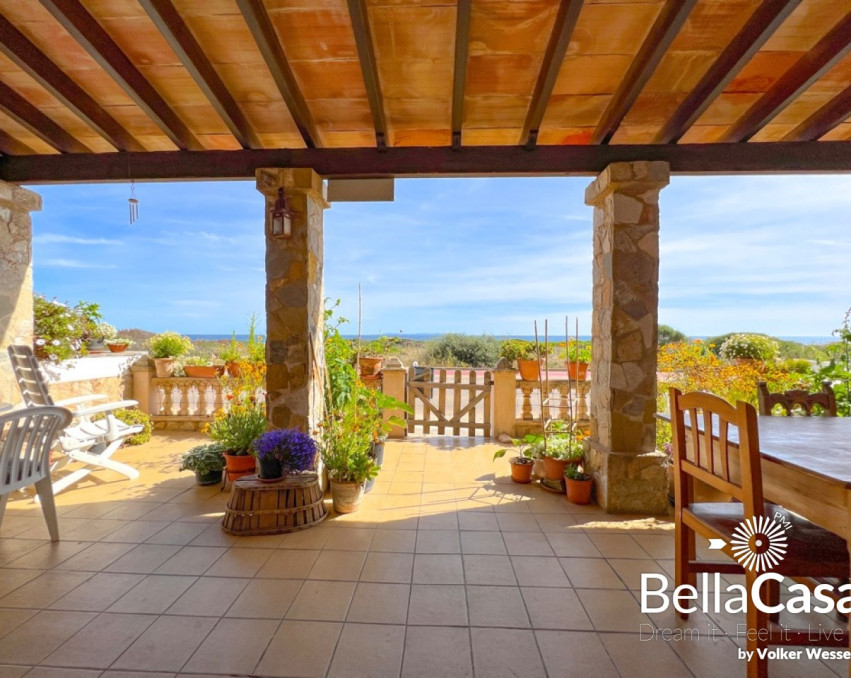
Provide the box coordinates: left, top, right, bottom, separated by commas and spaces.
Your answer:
661, 412, 851, 673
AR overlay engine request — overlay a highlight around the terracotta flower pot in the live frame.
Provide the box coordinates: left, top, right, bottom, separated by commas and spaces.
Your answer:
517, 358, 540, 381
330, 479, 365, 513
153, 357, 176, 378
567, 361, 589, 381
543, 456, 571, 481
565, 476, 593, 504
184, 365, 224, 378
224, 452, 256, 482
359, 356, 384, 377
225, 361, 241, 377
509, 458, 534, 483
107, 343, 129, 353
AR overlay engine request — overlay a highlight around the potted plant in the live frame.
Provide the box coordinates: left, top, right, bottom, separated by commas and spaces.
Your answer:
183, 355, 225, 378
355, 384, 411, 492
358, 335, 399, 379
500, 339, 540, 381
251, 428, 317, 481
179, 442, 226, 485
719, 333, 779, 364
563, 340, 592, 380
106, 337, 132, 353
492, 434, 543, 484
148, 331, 193, 377
219, 332, 243, 377
564, 464, 593, 504
87, 321, 115, 353
540, 423, 585, 480
205, 397, 267, 482
318, 401, 378, 513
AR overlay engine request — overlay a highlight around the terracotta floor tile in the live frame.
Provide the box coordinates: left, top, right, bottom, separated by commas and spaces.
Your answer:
401, 626, 472, 678
407, 584, 468, 626
495, 513, 541, 532
144, 521, 209, 546
0, 568, 43, 599
182, 618, 279, 675
370, 529, 417, 553
226, 578, 302, 618
54, 542, 135, 572
415, 529, 461, 554
522, 587, 592, 629
256, 549, 320, 579
466, 585, 530, 628
323, 528, 375, 551
510, 556, 570, 588
360, 552, 414, 583
112, 614, 216, 672
459, 530, 506, 555
558, 557, 624, 589
5, 540, 90, 570
308, 549, 366, 580
458, 512, 500, 532
19, 668, 100, 678
502, 531, 554, 557
347, 582, 410, 624
187, 524, 239, 548
545, 531, 602, 558
49, 573, 146, 611
154, 546, 227, 576
42, 611, 155, 668
0, 608, 37, 639
255, 620, 341, 678
417, 512, 459, 530
470, 627, 545, 677
108, 575, 196, 614
167, 576, 248, 616
599, 630, 693, 676
412, 554, 464, 584
588, 533, 653, 559
577, 588, 655, 632
202, 547, 273, 577
535, 630, 620, 677
462, 555, 517, 586
0, 610, 96, 663
327, 623, 405, 678
100, 521, 172, 544
103, 544, 182, 574
0, 571, 93, 609
286, 580, 355, 621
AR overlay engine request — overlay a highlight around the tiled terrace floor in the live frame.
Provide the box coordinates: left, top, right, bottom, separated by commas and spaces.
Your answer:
0, 433, 847, 678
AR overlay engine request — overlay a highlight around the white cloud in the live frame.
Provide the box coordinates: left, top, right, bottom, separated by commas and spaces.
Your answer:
41, 259, 118, 269
35, 234, 121, 245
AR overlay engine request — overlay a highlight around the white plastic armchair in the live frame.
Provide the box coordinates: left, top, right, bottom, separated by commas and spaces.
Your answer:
1, 405, 72, 540
7, 345, 143, 495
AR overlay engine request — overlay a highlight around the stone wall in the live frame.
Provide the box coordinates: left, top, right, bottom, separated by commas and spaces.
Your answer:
41, 353, 142, 404
0, 181, 40, 405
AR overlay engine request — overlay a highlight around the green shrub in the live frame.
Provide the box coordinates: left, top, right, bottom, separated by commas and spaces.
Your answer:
779, 358, 812, 375
658, 324, 687, 346
93, 408, 152, 446
33, 294, 102, 361
719, 333, 779, 361
179, 442, 226, 476
147, 331, 193, 358
424, 333, 502, 367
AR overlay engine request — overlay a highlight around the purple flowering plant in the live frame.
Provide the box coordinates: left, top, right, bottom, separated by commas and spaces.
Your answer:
252, 429, 317, 473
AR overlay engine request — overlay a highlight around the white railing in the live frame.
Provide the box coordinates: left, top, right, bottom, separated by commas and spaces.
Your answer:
516, 379, 591, 429
150, 377, 226, 426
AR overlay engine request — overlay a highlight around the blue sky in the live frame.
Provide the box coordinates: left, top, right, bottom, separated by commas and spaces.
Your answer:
27, 174, 851, 339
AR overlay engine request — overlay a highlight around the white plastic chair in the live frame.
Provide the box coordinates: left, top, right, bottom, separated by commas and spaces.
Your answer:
7, 345, 143, 495
0, 405, 72, 540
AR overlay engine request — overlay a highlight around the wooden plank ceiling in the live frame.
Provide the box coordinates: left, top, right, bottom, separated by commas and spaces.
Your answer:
0, 0, 850, 181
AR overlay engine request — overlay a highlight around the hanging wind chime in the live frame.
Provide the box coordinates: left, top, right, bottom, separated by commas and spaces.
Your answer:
128, 180, 139, 224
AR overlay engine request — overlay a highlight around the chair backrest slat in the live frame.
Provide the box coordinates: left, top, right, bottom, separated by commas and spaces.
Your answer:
670, 388, 763, 519
1, 406, 71, 494
7, 345, 54, 407
757, 380, 837, 417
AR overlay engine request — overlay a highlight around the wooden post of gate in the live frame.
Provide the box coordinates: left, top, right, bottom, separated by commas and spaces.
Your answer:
381, 357, 407, 439
492, 358, 517, 438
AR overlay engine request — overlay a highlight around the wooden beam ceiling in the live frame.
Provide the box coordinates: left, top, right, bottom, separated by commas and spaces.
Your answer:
654, 0, 802, 144
139, 0, 261, 150
0, 130, 36, 156
4, 142, 850, 183
347, 0, 388, 150
451, 0, 472, 150
235, 0, 320, 149
0, 80, 91, 153
39, 0, 203, 151
0, 15, 144, 152
720, 10, 851, 143
782, 85, 851, 142
520, 0, 584, 149
591, 0, 698, 145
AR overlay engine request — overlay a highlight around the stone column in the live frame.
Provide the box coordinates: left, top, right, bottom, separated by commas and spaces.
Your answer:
0, 181, 41, 405
491, 359, 518, 439
256, 168, 328, 432
584, 161, 670, 514
380, 358, 408, 439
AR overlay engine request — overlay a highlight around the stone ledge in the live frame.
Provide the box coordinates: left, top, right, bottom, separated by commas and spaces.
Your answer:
585, 439, 668, 515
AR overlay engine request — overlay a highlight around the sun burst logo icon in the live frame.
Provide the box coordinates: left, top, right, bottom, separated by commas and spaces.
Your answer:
729, 516, 788, 572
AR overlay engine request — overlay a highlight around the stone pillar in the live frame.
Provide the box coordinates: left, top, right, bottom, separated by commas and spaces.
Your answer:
491, 358, 517, 438
131, 359, 153, 414
256, 168, 328, 432
380, 357, 407, 439
0, 181, 41, 405
584, 161, 670, 514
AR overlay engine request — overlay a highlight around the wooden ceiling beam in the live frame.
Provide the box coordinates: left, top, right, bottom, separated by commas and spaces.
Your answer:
39, 0, 203, 151
782, 85, 851, 141
0, 80, 91, 153
0, 130, 37, 156
139, 0, 261, 149
4, 142, 851, 183
346, 0, 388, 150
590, 0, 698, 145
655, 0, 801, 144
235, 0, 320, 149
721, 10, 851, 143
0, 15, 144, 152
521, 0, 584, 149
451, 0, 472, 150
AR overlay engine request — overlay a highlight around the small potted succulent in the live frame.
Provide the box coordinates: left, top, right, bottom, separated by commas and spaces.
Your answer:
148, 331, 193, 377
252, 428, 317, 481
564, 464, 593, 504
179, 442, 226, 485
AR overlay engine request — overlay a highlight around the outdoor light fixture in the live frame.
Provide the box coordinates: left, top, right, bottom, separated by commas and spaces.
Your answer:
269, 187, 294, 238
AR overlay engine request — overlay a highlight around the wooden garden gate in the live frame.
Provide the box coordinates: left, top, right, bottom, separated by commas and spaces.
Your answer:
407, 367, 492, 436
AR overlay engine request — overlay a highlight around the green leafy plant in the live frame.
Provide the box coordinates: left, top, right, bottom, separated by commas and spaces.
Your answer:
317, 399, 379, 484
493, 433, 545, 462
324, 300, 359, 412
659, 324, 687, 346
422, 333, 501, 367
811, 307, 851, 416
499, 339, 535, 364
561, 340, 591, 364
148, 331, 193, 359
205, 399, 267, 455
565, 464, 591, 481
184, 355, 213, 366
247, 313, 265, 364
107, 337, 132, 346
718, 333, 779, 361
92, 408, 152, 446
362, 335, 400, 357
179, 442, 226, 476
219, 333, 242, 362
33, 294, 103, 361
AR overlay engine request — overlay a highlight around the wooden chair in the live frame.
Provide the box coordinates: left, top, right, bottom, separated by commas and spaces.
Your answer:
670, 388, 849, 678
1, 406, 72, 541
7, 345, 142, 495
757, 380, 836, 417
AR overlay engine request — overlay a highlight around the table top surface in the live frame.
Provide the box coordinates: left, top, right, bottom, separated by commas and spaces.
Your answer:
659, 413, 851, 487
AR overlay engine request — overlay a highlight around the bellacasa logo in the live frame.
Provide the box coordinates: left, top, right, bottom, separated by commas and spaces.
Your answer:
727, 515, 789, 573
